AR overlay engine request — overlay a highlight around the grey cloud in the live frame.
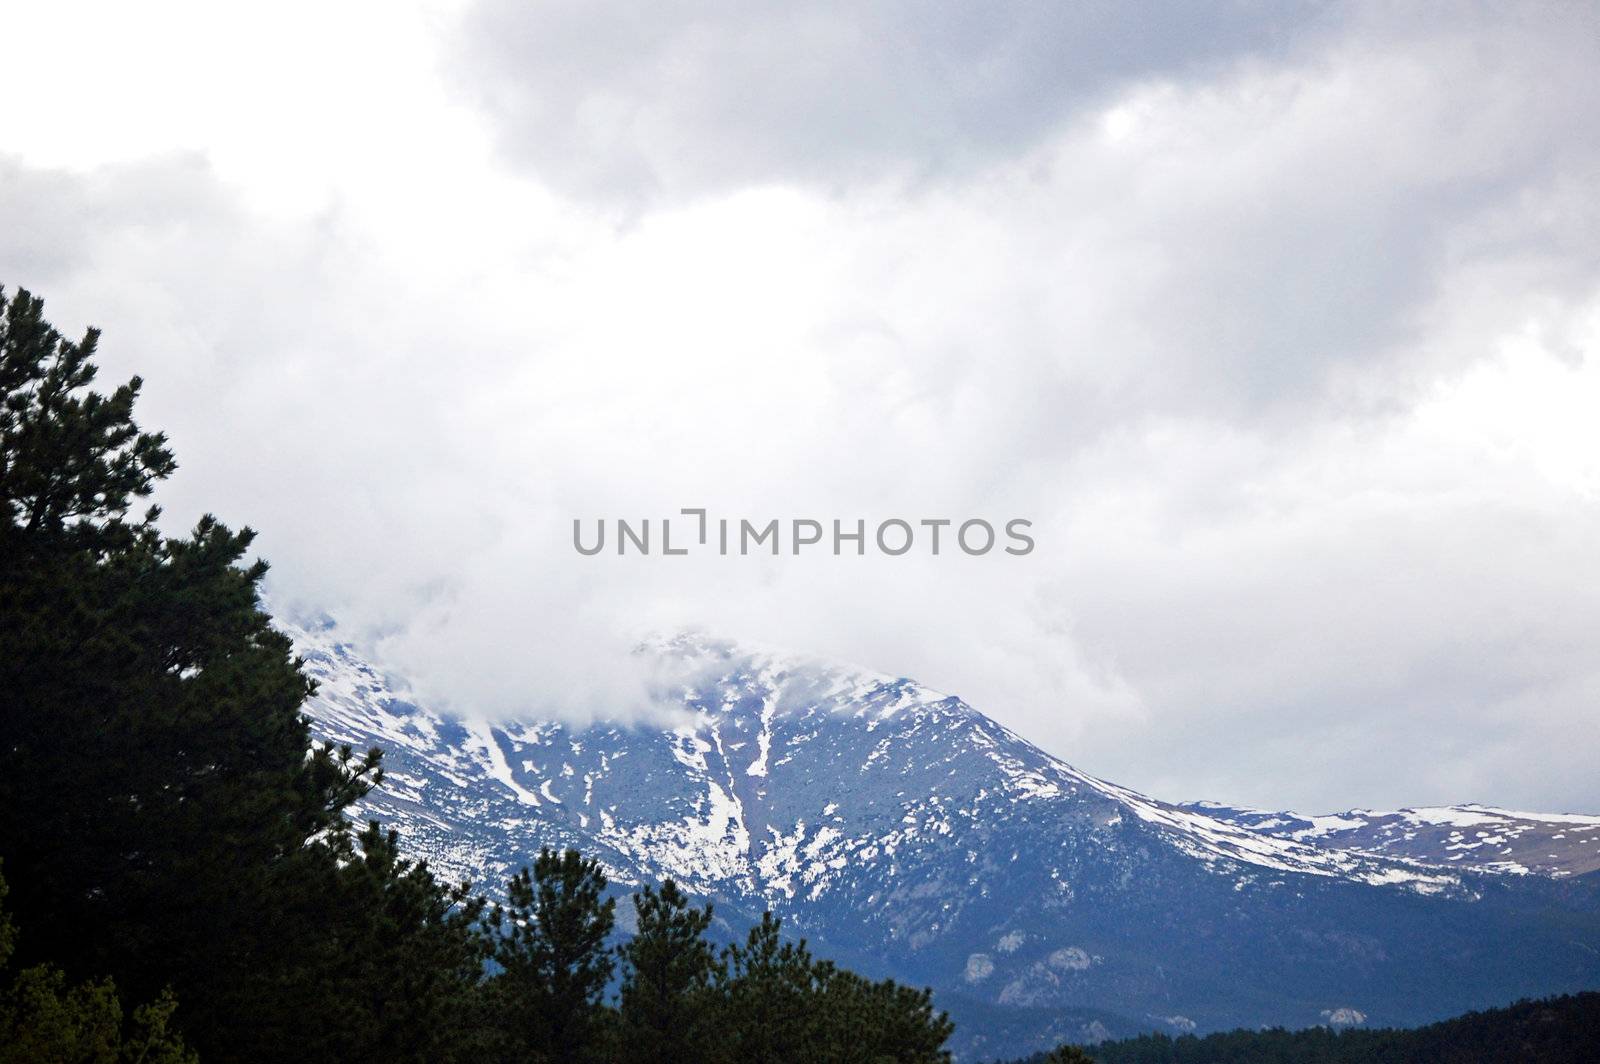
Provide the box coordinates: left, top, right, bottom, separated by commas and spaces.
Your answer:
450, 0, 1337, 203
1043, 461, 1600, 813
0, 153, 234, 292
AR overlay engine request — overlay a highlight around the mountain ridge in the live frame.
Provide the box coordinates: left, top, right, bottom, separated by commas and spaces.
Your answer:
1181, 800, 1600, 878
284, 615, 1600, 1059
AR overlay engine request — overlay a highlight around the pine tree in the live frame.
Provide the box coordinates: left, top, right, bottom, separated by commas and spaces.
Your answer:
616, 879, 726, 1064
0, 286, 173, 558
718, 908, 955, 1064
483, 848, 615, 1063
0, 866, 196, 1064
0, 286, 385, 1061
811, 964, 954, 1064
721, 911, 823, 1063
247, 822, 490, 1064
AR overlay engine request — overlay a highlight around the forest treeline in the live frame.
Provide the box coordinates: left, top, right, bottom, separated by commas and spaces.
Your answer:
1008, 992, 1600, 1064
0, 286, 954, 1063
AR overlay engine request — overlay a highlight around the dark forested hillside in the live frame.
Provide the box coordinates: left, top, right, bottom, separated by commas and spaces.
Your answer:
1003, 993, 1600, 1064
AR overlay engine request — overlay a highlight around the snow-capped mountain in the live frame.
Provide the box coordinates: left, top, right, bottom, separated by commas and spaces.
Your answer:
1181, 801, 1600, 878
286, 617, 1600, 1059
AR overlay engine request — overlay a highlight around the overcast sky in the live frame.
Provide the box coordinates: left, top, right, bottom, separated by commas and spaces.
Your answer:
3, 0, 1599, 814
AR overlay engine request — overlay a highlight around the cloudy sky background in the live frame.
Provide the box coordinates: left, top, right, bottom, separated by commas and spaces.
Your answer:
3, 0, 1599, 813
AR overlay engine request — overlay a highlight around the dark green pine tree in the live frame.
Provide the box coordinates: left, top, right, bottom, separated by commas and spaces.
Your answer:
0, 286, 174, 557
720, 911, 824, 1063
0, 287, 497, 1063
255, 822, 490, 1064
616, 879, 727, 1064
0, 285, 382, 1059
483, 848, 616, 1063
811, 964, 955, 1064
0, 865, 196, 1064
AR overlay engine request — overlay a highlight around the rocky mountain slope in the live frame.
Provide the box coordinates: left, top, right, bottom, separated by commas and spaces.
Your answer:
285, 616, 1600, 1060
